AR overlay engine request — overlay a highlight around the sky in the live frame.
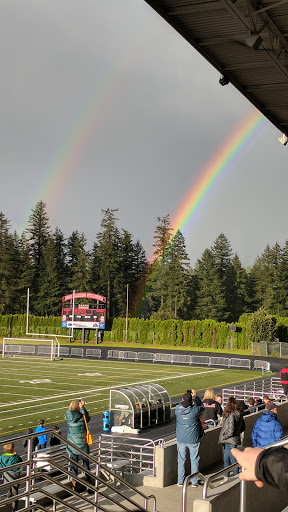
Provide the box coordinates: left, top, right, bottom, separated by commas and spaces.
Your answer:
1, 0, 287, 268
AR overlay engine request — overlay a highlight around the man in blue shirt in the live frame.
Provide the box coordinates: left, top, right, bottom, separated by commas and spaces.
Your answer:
175, 389, 204, 487
35, 419, 48, 450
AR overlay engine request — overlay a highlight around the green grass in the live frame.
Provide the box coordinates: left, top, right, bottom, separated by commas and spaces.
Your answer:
0, 356, 263, 436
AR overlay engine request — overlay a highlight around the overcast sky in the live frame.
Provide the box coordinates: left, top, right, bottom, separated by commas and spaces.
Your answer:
1, 0, 287, 268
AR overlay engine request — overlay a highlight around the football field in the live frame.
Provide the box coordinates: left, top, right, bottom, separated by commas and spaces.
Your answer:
0, 357, 262, 435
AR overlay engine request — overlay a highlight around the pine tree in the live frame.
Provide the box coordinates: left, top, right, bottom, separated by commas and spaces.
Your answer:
164, 230, 191, 318
53, 227, 68, 297
230, 253, 251, 320
9, 232, 33, 314
96, 209, 120, 317
251, 244, 284, 315
67, 231, 90, 293
113, 229, 136, 316
195, 248, 227, 321
0, 212, 14, 313
25, 201, 50, 310
211, 233, 235, 321
147, 217, 191, 319
37, 236, 62, 315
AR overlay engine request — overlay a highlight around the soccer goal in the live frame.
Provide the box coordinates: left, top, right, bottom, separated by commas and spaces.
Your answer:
2, 337, 61, 361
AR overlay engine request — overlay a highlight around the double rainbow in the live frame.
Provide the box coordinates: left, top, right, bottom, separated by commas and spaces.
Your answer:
135, 109, 267, 316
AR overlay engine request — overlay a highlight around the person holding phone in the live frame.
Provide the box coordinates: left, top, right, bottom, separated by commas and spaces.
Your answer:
65, 399, 93, 493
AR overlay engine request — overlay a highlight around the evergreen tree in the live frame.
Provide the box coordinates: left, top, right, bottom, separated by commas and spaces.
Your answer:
164, 230, 191, 318
0, 212, 14, 313
89, 242, 101, 293
129, 240, 148, 316
9, 232, 33, 314
96, 209, 120, 317
53, 227, 68, 297
148, 215, 173, 312
251, 244, 284, 315
147, 217, 191, 319
211, 233, 235, 321
37, 236, 62, 315
67, 231, 90, 292
195, 248, 227, 321
230, 253, 251, 320
25, 201, 50, 310
114, 229, 136, 316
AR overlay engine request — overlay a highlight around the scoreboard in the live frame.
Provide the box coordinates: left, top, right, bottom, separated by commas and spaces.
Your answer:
61, 292, 106, 330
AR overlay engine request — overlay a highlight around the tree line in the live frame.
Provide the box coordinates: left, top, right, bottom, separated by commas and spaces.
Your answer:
1, 201, 288, 322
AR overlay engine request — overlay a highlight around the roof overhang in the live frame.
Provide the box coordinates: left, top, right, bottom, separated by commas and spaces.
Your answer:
144, 0, 288, 135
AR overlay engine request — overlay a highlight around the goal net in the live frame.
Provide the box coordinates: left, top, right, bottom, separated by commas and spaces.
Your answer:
2, 337, 60, 361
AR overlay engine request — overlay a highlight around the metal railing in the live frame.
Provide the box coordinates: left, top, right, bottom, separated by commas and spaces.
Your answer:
182, 435, 288, 512
0, 429, 157, 512
97, 434, 164, 477
222, 377, 286, 406
106, 350, 266, 370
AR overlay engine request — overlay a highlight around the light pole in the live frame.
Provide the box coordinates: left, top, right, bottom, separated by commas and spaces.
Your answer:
125, 284, 129, 343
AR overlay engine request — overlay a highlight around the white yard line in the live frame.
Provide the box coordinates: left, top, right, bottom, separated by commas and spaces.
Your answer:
1, 358, 209, 374
0, 369, 224, 411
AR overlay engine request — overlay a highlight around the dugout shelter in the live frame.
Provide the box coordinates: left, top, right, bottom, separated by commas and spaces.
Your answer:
109, 383, 172, 429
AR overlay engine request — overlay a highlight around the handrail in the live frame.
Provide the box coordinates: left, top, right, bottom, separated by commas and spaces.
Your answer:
182, 435, 288, 512
0, 429, 157, 512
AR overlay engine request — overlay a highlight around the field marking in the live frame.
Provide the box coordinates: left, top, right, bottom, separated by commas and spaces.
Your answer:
0, 369, 224, 412
1, 358, 212, 373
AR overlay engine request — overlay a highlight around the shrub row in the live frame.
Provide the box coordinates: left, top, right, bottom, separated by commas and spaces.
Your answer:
110, 318, 249, 349
1, 314, 288, 347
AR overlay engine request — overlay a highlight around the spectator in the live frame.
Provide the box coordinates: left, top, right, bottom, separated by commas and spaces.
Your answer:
280, 364, 288, 398
231, 446, 288, 491
201, 388, 222, 427
23, 428, 38, 453
251, 402, 283, 448
35, 420, 47, 450
175, 389, 204, 488
254, 398, 265, 411
0, 442, 23, 512
65, 399, 93, 493
247, 397, 257, 414
216, 394, 223, 415
236, 399, 249, 415
50, 426, 61, 447
263, 395, 271, 405
219, 397, 244, 483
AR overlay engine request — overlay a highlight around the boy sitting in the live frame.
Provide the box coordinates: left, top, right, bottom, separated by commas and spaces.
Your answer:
0, 442, 23, 512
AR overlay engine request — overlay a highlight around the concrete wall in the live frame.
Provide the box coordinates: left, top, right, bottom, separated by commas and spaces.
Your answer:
125, 400, 288, 488
193, 478, 288, 512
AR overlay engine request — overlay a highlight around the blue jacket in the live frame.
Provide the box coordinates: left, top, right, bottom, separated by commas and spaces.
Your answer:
252, 411, 283, 448
35, 425, 47, 445
176, 396, 204, 444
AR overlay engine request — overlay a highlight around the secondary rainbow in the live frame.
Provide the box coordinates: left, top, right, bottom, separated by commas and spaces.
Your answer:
170, 109, 267, 239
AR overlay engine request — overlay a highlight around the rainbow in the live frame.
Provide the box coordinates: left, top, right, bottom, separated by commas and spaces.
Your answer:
170, 109, 267, 239
135, 109, 267, 315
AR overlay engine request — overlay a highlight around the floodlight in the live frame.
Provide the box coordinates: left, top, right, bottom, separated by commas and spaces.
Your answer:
219, 75, 229, 86
278, 134, 288, 146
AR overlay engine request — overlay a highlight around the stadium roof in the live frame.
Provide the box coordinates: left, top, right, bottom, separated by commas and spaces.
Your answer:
144, 0, 288, 136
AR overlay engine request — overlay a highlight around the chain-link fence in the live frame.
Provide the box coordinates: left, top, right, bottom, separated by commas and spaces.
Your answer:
251, 341, 288, 358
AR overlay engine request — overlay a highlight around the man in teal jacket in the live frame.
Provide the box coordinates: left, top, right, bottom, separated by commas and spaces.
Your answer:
0, 442, 23, 512
175, 389, 204, 487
